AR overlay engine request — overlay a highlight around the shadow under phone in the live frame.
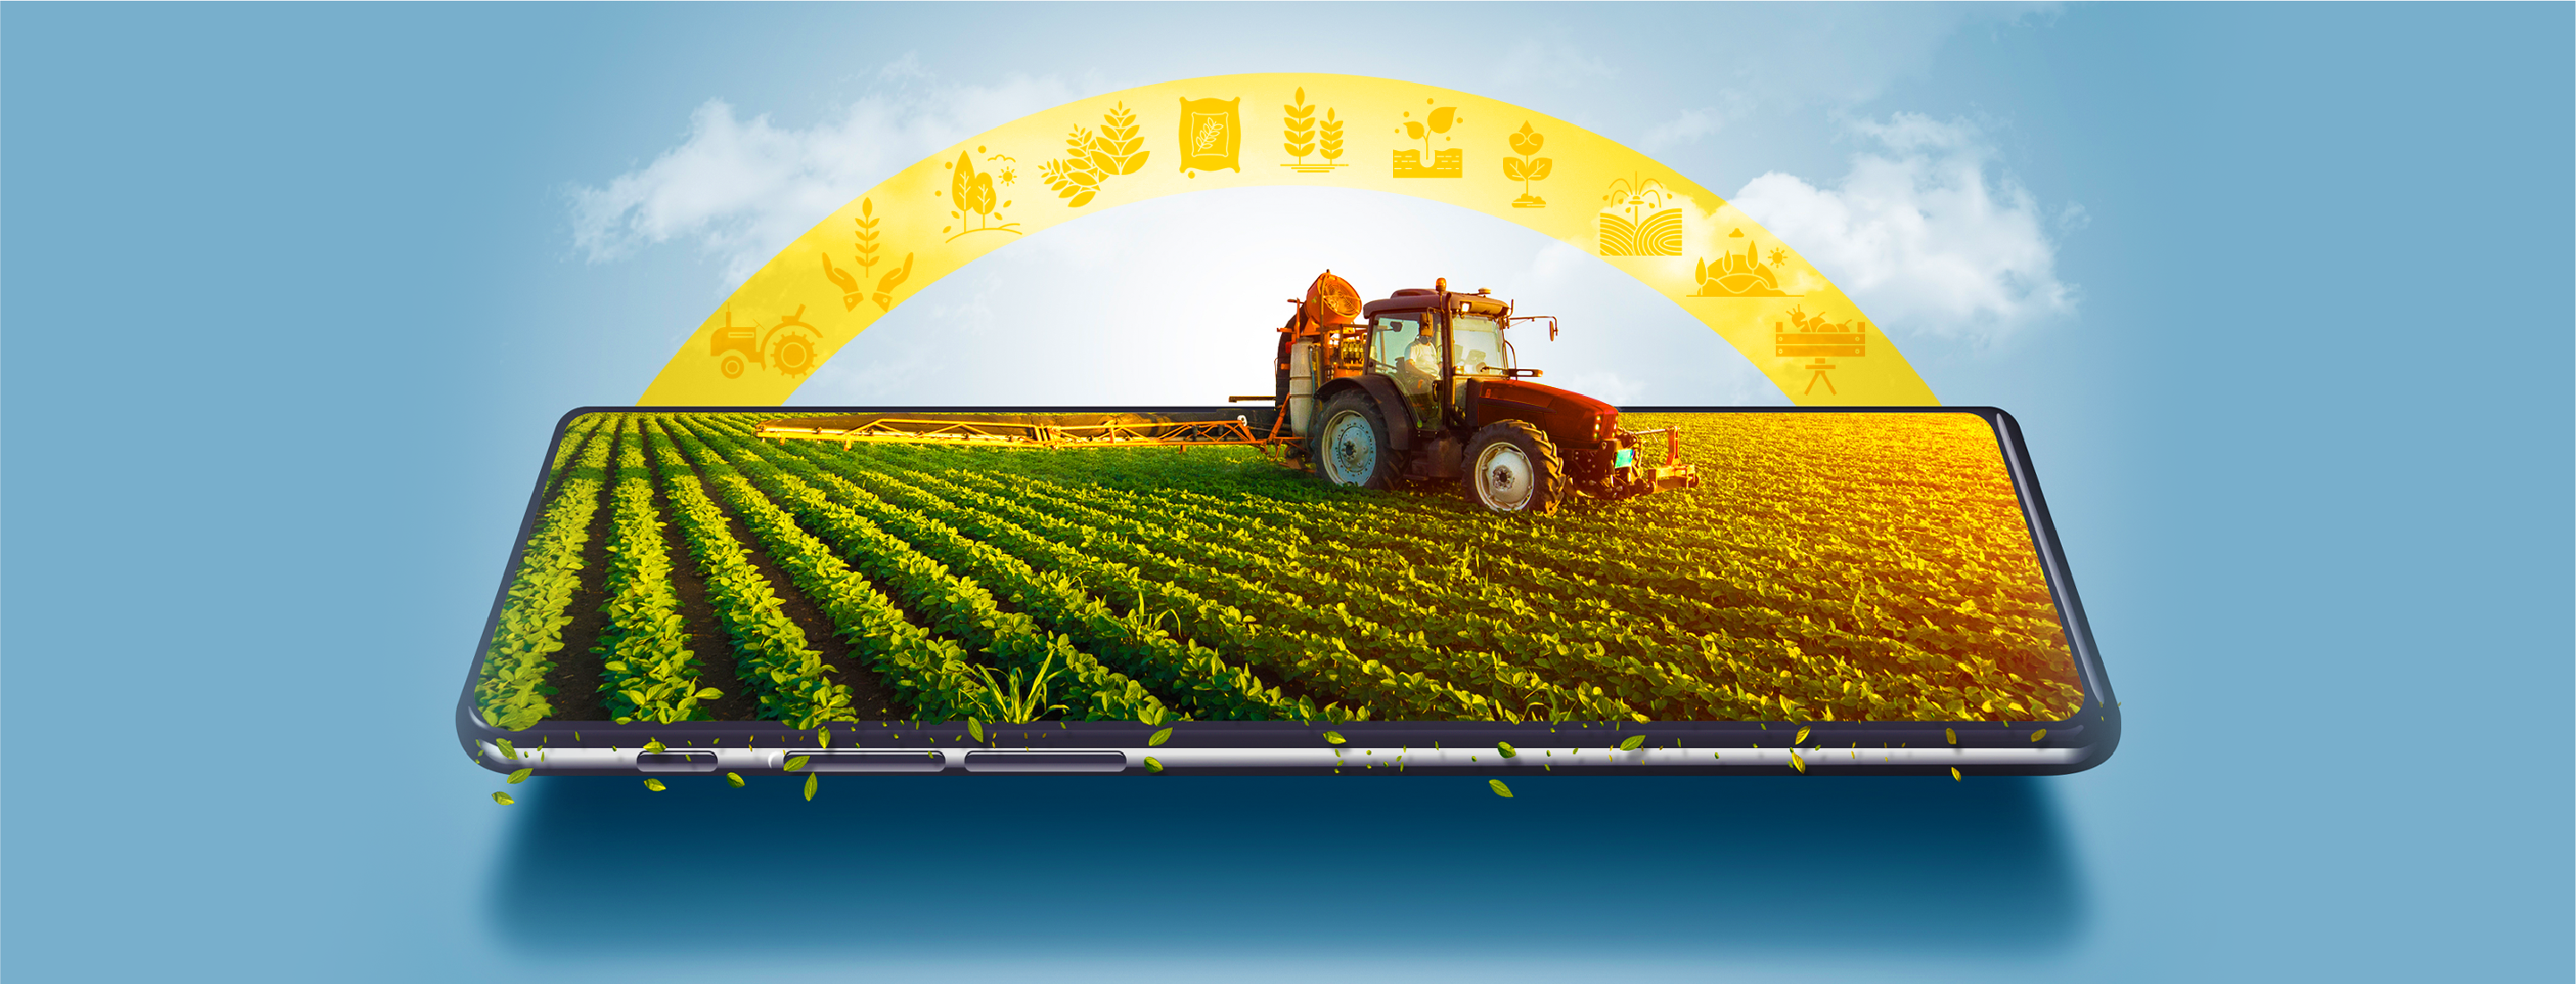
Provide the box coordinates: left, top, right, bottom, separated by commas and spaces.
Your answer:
486, 774, 2087, 958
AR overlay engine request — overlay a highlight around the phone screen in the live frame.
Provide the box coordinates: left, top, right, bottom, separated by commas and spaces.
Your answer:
472, 409, 2084, 732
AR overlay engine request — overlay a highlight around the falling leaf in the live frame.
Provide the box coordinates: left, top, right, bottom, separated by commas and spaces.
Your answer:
803, 773, 818, 802
644, 778, 666, 792
1144, 756, 1164, 774
1617, 736, 1645, 752
2030, 729, 2048, 742
1945, 727, 1957, 745
495, 739, 518, 761
506, 769, 532, 785
1322, 731, 1347, 744
1489, 779, 1513, 798
784, 755, 811, 772
1789, 752, 1807, 774
1497, 742, 1516, 758
1148, 727, 1172, 747
1950, 767, 1963, 782
644, 739, 666, 754
491, 792, 514, 805
967, 719, 984, 743
817, 727, 832, 748
725, 772, 745, 788
1795, 726, 1812, 744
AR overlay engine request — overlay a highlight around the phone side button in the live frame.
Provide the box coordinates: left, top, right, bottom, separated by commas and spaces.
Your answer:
961, 751, 1128, 773
636, 751, 719, 772
793, 750, 949, 774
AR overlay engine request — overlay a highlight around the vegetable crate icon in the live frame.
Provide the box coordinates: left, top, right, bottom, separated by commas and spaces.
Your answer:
707, 306, 823, 380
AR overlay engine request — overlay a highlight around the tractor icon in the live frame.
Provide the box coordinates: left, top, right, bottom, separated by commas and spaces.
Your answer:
708, 306, 822, 380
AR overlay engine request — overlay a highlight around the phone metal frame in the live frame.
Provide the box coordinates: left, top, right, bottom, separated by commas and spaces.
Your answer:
457, 406, 2119, 778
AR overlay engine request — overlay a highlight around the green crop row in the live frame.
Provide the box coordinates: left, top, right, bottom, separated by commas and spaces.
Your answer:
840, 449, 1628, 721
476, 420, 615, 730
593, 417, 718, 725
653, 419, 995, 723
699, 424, 1332, 722
682, 422, 1175, 723
642, 419, 857, 728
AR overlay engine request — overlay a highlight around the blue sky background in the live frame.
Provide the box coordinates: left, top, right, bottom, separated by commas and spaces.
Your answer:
4, 4, 2568, 981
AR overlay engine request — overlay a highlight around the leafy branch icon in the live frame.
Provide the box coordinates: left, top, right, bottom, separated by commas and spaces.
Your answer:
822, 197, 916, 312
1503, 121, 1552, 207
1039, 102, 1148, 207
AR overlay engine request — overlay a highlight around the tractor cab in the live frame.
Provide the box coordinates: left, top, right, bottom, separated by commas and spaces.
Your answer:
1274, 272, 1699, 514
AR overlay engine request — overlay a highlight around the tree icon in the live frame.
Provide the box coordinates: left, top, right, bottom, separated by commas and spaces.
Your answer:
1503, 121, 1552, 207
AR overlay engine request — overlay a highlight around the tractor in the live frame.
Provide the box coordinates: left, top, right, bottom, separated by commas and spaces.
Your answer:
1270, 272, 1700, 514
708, 306, 823, 380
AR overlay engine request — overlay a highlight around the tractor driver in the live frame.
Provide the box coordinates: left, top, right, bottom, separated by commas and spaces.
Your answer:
1395, 324, 1443, 422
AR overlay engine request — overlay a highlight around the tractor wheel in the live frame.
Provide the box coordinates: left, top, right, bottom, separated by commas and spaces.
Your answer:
720, 354, 746, 379
1312, 391, 1401, 490
1464, 420, 1567, 515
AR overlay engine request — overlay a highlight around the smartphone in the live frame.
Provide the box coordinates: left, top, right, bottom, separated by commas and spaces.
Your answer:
457, 406, 2117, 778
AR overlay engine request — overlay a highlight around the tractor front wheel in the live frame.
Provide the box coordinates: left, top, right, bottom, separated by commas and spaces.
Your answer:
1464, 420, 1567, 514
1312, 391, 1401, 490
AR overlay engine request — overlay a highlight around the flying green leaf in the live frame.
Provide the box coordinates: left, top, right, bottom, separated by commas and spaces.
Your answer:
1617, 736, 1645, 752
1322, 731, 1347, 745
1950, 767, 1963, 781
2030, 728, 2048, 742
725, 772, 745, 788
784, 755, 811, 772
1144, 756, 1164, 774
1148, 727, 1172, 747
1944, 727, 1957, 745
643, 778, 666, 792
1497, 742, 1516, 759
1489, 779, 1513, 798
506, 768, 533, 785
491, 791, 514, 805
967, 719, 985, 743
803, 773, 818, 802
1795, 726, 1812, 744
817, 727, 832, 748
495, 739, 518, 761
643, 739, 666, 753
1789, 752, 1807, 774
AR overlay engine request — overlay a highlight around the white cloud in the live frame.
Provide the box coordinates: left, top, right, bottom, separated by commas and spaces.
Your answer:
1640, 91, 1757, 151
567, 66, 1093, 290
1728, 114, 2077, 345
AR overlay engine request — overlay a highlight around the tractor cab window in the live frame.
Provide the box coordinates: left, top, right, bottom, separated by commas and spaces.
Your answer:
1372, 313, 1441, 426
1448, 315, 1511, 377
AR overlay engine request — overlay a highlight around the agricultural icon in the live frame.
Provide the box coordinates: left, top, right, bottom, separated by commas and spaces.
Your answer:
1393, 100, 1463, 178
1692, 229, 1795, 297
707, 306, 823, 381
1280, 88, 1346, 172
942, 147, 1020, 241
1178, 97, 1241, 173
1774, 307, 1868, 395
821, 198, 913, 312
1503, 122, 1552, 207
1598, 175, 1683, 256
1041, 103, 1149, 206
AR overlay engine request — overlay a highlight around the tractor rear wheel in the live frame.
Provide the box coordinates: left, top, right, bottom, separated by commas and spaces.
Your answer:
1313, 391, 1401, 490
1464, 420, 1566, 514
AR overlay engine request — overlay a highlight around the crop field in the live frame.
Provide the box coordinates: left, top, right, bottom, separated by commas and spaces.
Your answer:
474, 411, 2085, 730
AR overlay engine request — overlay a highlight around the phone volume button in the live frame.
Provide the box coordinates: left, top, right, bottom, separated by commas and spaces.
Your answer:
961, 751, 1128, 773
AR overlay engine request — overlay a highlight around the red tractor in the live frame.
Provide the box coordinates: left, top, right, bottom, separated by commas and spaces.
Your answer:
1271, 272, 1700, 514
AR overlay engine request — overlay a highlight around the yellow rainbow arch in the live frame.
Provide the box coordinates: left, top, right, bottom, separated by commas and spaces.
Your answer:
638, 73, 1937, 407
